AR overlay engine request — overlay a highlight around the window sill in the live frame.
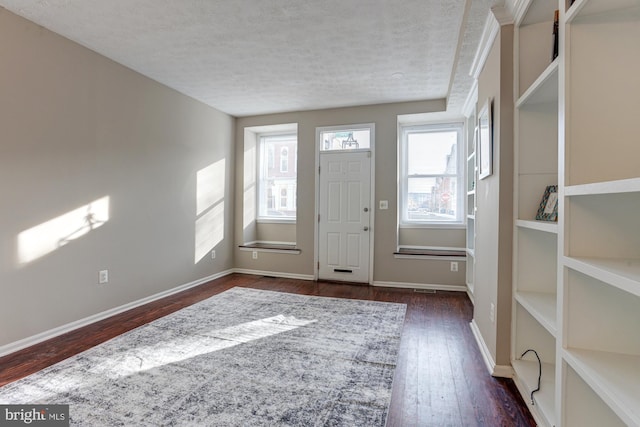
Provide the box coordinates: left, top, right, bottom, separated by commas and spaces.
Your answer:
239, 242, 301, 255
394, 246, 466, 261
256, 218, 297, 224
399, 222, 466, 229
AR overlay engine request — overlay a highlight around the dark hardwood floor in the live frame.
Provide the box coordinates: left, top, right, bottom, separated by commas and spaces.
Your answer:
0, 273, 535, 426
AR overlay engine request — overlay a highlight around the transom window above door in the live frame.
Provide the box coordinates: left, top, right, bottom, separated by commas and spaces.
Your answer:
319, 126, 371, 151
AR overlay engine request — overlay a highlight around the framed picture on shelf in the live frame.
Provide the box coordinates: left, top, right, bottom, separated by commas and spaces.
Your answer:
478, 98, 493, 180
536, 185, 559, 221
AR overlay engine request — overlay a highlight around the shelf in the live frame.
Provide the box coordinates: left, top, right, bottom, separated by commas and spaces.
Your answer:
563, 348, 640, 426
516, 219, 558, 234
566, 0, 640, 23
513, 0, 640, 423
518, 0, 560, 26
564, 256, 640, 298
515, 292, 557, 337
516, 59, 559, 108
565, 177, 640, 196
564, 364, 628, 427
564, 2, 640, 185
512, 359, 556, 427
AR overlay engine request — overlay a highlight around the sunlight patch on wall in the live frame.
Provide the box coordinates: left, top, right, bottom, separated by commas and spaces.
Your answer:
196, 159, 225, 216
194, 160, 226, 264
17, 196, 110, 265
194, 202, 224, 263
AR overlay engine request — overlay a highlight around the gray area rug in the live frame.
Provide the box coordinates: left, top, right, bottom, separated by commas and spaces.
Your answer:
0, 287, 407, 426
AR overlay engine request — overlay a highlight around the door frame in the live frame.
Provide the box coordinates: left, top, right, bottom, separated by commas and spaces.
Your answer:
314, 123, 375, 284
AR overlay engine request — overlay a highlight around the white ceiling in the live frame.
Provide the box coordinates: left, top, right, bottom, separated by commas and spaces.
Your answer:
0, 0, 502, 117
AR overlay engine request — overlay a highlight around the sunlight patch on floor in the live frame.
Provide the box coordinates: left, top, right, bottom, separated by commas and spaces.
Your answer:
108, 315, 317, 377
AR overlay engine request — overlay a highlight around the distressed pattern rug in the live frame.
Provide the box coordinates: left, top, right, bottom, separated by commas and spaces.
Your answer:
0, 287, 406, 426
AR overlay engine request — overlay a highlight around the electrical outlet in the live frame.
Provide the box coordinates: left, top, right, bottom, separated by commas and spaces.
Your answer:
252, 251, 258, 259
99, 270, 109, 284
490, 303, 495, 323
450, 261, 458, 272
211, 250, 216, 259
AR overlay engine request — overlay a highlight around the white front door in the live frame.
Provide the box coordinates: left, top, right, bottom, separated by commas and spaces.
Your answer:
318, 151, 371, 283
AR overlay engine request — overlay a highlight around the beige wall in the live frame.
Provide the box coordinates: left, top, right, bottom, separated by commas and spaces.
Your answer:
255, 223, 296, 244
0, 9, 235, 347
473, 24, 514, 367
398, 228, 465, 248
0, 5, 475, 349
234, 101, 467, 286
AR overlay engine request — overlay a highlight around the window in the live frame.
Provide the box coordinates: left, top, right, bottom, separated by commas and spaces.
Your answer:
319, 127, 371, 151
258, 133, 297, 220
268, 146, 275, 169
280, 147, 289, 172
267, 188, 274, 209
399, 123, 463, 226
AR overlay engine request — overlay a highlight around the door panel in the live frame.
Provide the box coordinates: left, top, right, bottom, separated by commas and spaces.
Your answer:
318, 151, 371, 282
327, 233, 341, 265
327, 182, 341, 221
346, 233, 361, 267
347, 181, 362, 222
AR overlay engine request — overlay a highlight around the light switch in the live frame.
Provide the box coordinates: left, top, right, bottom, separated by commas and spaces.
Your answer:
379, 200, 389, 210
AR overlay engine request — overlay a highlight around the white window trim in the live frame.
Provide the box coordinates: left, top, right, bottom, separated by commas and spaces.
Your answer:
399, 122, 465, 227
257, 132, 297, 222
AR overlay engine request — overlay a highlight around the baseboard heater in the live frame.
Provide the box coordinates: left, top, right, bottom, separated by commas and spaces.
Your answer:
334, 269, 353, 273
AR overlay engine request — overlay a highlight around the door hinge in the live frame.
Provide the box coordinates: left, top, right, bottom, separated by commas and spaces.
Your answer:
317, 261, 320, 269
318, 165, 321, 174
318, 214, 320, 223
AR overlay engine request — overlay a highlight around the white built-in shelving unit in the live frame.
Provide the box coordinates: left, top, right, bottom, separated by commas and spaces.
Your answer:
512, 0, 640, 425
512, 1, 559, 425
561, 0, 640, 425
465, 106, 477, 301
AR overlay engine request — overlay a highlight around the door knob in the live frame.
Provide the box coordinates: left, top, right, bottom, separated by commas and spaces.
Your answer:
363, 207, 369, 212
364, 226, 369, 231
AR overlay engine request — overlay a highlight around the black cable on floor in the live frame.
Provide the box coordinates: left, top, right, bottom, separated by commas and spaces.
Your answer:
520, 349, 541, 405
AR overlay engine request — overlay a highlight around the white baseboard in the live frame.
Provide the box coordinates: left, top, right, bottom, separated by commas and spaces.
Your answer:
466, 288, 475, 305
493, 363, 514, 378
0, 269, 234, 358
373, 280, 467, 292
469, 319, 513, 378
232, 268, 314, 281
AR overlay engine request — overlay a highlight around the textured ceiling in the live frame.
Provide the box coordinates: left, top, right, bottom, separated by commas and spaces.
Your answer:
0, 0, 498, 117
